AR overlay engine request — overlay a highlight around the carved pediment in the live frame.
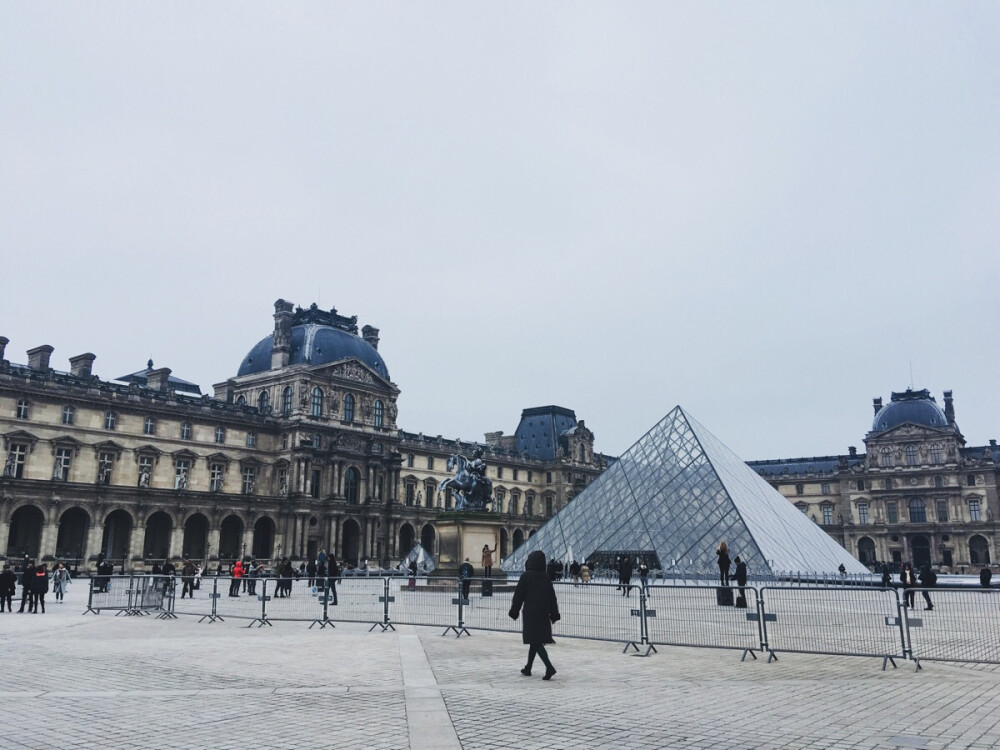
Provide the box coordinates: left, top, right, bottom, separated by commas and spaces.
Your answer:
135, 444, 163, 457
3, 429, 40, 450
93, 440, 126, 457
205, 452, 232, 466
51, 435, 84, 455
171, 448, 200, 462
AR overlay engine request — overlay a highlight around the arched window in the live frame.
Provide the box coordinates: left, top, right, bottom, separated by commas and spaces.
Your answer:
908, 498, 926, 523
344, 467, 360, 504
236, 395, 246, 406
905, 445, 919, 466
857, 537, 876, 566
343, 394, 355, 423
970, 535, 991, 565
374, 400, 384, 428
281, 386, 293, 417
929, 444, 943, 464
311, 387, 324, 417
880, 448, 893, 468
258, 390, 270, 413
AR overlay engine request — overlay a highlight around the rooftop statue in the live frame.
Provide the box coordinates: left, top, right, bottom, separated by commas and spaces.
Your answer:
441, 448, 493, 512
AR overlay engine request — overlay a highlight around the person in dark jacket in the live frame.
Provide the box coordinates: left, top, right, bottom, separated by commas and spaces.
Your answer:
717, 542, 731, 586
32, 563, 49, 613
181, 561, 197, 599
918, 565, 936, 611
326, 554, 340, 605
881, 564, 892, 589
0, 564, 16, 612
306, 559, 317, 587
459, 559, 474, 600
980, 566, 992, 590
617, 556, 633, 596
509, 550, 560, 680
900, 562, 917, 609
18, 560, 36, 613
733, 556, 748, 604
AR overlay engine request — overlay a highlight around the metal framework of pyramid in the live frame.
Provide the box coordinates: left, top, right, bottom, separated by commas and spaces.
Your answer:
501, 406, 868, 575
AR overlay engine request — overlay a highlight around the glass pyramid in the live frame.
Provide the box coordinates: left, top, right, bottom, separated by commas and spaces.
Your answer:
501, 406, 868, 575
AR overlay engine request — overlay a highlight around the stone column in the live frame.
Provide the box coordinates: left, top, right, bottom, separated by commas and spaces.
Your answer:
168, 523, 184, 560
207, 525, 221, 561
86, 522, 105, 563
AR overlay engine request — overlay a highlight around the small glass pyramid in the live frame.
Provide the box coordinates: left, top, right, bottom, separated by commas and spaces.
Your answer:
501, 407, 868, 576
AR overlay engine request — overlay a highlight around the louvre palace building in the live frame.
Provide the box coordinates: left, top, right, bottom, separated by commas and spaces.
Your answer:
0, 300, 606, 572
1, 298, 997, 575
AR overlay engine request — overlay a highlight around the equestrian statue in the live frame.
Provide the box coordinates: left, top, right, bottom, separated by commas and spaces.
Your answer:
440, 447, 493, 512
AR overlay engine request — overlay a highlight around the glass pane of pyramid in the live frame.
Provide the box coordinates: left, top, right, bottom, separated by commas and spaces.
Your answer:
502, 406, 868, 576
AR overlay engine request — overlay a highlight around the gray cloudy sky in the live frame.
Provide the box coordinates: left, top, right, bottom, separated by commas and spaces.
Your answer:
2, 3, 998, 461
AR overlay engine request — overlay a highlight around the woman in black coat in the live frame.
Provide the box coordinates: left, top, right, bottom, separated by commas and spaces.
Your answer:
509, 550, 560, 680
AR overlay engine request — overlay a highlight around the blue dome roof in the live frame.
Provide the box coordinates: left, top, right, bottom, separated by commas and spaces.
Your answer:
237, 323, 390, 379
872, 390, 948, 432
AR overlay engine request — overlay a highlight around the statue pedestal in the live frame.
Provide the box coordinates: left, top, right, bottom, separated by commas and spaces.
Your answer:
435, 514, 502, 577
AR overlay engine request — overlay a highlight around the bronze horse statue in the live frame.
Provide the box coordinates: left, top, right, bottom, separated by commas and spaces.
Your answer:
439, 454, 493, 511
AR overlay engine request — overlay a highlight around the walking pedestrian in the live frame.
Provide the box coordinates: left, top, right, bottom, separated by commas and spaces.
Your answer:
569, 560, 581, 586
638, 559, 650, 590
900, 562, 917, 609
459, 558, 474, 600
307, 559, 317, 587
482, 543, 498, 578
51, 562, 71, 603
246, 560, 259, 595
580, 562, 591, 584
327, 554, 340, 606
230, 559, 244, 597
0, 564, 15, 612
18, 559, 36, 613
617, 555, 632, 596
980, 566, 992, 590
181, 560, 196, 599
918, 565, 936, 611
508, 550, 560, 680
717, 542, 731, 586
32, 563, 49, 613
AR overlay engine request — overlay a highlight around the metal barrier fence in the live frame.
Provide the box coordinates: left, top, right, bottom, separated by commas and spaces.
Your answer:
758, 586, 906, 670
645, 584, 762, 660
93, 576, 1000, 669
83, 575, 174, 617
904, 588, 1000, 668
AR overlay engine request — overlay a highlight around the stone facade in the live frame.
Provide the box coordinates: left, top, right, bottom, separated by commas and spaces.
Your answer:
0, 303, 606, 573
750, 389, 1000, 572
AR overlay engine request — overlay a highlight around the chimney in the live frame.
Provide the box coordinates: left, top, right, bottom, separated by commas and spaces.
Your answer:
272, 298, 294, 369
27, 345, 54, 372
146, 367, 172, 391
943, 390, 955, 426
872, 397, 883, 416
990, 439, 997, 448
0, 336, 8, 361
848, 446, 857, 457
362, 325, 380, 350
69, 353, 96, 379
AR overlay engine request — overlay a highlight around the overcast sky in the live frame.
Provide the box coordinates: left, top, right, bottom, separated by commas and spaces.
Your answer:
2, 3, 998, 462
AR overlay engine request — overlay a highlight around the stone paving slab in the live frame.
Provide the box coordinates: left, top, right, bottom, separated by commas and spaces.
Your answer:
2, 583, 1000, 748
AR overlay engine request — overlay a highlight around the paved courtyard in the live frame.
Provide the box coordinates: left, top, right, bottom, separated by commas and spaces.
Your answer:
2, 582, 1000, 749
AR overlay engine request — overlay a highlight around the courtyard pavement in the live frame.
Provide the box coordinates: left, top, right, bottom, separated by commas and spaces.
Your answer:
2, 582, 1000, 749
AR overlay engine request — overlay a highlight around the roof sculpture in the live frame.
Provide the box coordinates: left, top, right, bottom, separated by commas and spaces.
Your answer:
501, 406, 868, 576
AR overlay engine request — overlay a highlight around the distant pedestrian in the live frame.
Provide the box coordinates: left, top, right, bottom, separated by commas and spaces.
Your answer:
638, 559, 650, 590
459, 558, 474, 600
32, 563, 49, 613
717, 542, 731, 586
900, 562, 917, 609
881, 564, 892, 589
307, 559, 317, 587
181, 560, 196, 599
980, 566, 992, 590
617, 555, 632, 596
246, 560, 259, 595
918, 565, 936, 611
482, 543, 498, 578
0, 564, 15, 612
733, 556, 748, 606
326, 554, 340, 606
408, 558, 418, 591
569, 561, 581, 586
51, 562, 71, 603
509, 550, 560, 680
18, 560, 36, 613
580, 563, 591, 584
230, 559, 244, 597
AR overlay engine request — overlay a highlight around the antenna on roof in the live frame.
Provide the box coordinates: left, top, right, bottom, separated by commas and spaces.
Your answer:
909, 361, 914, 390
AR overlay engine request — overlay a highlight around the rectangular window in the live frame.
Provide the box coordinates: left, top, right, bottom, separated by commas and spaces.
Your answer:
215, 426, 226, 444
427, 456, 434, 471
104, 411, 116, 430
857, 479, 865, 491
5, 444, 27, 478
821, 482, 831, 495
210, 463, 225, 492
968, 474, 977, 487
546, 472, 552, 484
527, 471, 533, 482
62, 405, 75, 425
858, 503, 869, 525
405, 484, 415, 506
908, 499, 926, 523
311, 469, 321, 498
881, 449, 893, 468
242, 466, 257, 495
936, 500, 948, 522
886, 501, 898, 524
174, 459, 190, 489
276, 467, 288, 495
15, 399, 29, 419
795, 484, 804, 495
144, 417, 156, 436
246, 431, 256, 448
497, 466, 503, 479
930, 445, 943, 464
513, 469, 519, 481
53, 447, 72, 481
180, 422, 192, 440
98, 452, 114, 484
138, 455, 153, 486
970, 499, 981, 522
407, 454, 414, 468
822, 506, 833, 525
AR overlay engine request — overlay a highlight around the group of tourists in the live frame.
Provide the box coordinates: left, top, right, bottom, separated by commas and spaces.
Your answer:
0, 559, 71, 613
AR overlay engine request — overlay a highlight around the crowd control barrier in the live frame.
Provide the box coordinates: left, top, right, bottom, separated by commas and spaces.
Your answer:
903, 588, 1000, 668
83, 575, 174, 617
758, 586, 906, 670
644, 584, 762, 660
